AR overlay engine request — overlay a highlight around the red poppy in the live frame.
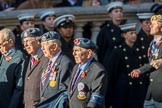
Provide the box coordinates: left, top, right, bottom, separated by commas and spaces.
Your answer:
81, 72, 86, 78
5, 56, 12, 62
33, 59, 39, 64
74, 38, 79, 45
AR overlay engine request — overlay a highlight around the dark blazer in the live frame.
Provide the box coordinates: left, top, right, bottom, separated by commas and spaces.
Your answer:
23, 51, 48, 108
108, 43, 148, 108
68, 58, 107, 108
0, 48, 26, 108
139, 36, 162, 102
136, 29, 153, 64
40, 53, 73, 102
96, 21, 124, 64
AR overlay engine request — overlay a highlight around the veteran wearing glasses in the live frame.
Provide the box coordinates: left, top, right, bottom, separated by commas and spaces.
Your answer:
68, 38, 107, 108
21, 28, 48, 108
0, 28, 26, 108
39, 31, 73, 102
130, 15, 162, 108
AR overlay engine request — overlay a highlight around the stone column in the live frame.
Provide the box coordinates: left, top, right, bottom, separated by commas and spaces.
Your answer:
74, 22, 85, 38
91, 21, 103, 44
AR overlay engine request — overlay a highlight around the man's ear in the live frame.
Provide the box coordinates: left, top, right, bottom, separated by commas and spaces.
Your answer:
87, 49, 93, 58
8, 39, 14, 44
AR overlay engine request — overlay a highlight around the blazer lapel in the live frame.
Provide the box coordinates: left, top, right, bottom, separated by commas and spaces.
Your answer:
26, 51, 43, 77
68, 65, 78, 96
69, 61, 93, 97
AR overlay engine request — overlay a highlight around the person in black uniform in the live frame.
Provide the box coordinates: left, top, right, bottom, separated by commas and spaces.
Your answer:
53, 14, 75, 62
130, 14, 162, 108
39, 10, 56, 33
96, 2, 125, 108
108, 23, 147, 108
136, 12, 154, 64
96, 1, 125, 64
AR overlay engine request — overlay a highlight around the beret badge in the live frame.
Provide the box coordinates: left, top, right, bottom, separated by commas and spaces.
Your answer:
66, 17, 70, 22
41, 36, 47, 42
74, 38, 80, 45
24, 31, 28, 38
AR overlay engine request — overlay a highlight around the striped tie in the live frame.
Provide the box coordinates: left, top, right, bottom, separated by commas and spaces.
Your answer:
70, 67, 81, 92
41, 61, 52, 86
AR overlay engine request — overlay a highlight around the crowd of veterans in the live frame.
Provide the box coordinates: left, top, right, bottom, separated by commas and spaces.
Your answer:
0, 1, 162, 108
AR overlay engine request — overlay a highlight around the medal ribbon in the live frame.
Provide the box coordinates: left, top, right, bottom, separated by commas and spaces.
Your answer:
41, 61, 52, 86
70, 57, 93, 92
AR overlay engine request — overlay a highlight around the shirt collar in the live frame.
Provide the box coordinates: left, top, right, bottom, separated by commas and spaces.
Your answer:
79, 57, 93, 70
50, 50, 62, 65
32, 48, 41, 59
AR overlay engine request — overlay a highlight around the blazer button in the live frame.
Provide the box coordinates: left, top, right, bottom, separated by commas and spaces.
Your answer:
27, 77, 30, 80
139, 81, 143, 85
150, 79, 153, 82
129, 82, 132, 85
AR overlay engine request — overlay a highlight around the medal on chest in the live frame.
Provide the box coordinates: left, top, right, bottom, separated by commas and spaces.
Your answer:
49, 65, 58, 87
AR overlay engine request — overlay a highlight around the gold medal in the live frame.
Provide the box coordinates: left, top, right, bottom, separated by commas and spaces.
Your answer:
50, 80, 56, 87
77, 91, 87, 100
77, 94, 86, 100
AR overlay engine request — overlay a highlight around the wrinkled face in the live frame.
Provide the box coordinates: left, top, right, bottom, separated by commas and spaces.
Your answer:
73, 46, 92, 64
58, 26, 74, 39
140, 20, 151, 33
123, 30, 137, 43
41, 41, 57, 59
21, 21, 35, 31
150, 21, 162, 35
43, 16, 55, 28
0, 36, 11, 55
22, 37, 40, 55
109, 8, 123, 21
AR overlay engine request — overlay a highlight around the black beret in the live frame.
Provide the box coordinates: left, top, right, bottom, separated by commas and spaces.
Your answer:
21, 28, 42, 40
40, 31, 60, 42
73, 38, 97, 50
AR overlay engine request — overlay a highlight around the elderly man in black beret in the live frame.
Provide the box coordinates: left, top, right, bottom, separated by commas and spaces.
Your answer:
68, 38, 107, 108
21, 28, 48, 108
39, 31, 74, 104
